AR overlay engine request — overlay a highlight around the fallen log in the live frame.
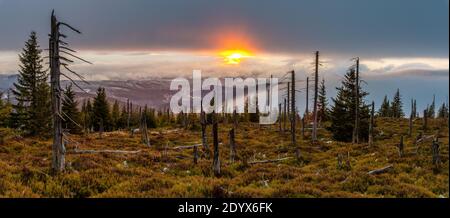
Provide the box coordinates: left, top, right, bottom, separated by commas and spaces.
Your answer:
173, 144, 202, 149
248, 157, 293, 164
416, 135, 434, 144
69, 149, 141, 154
367, 165, 393, 175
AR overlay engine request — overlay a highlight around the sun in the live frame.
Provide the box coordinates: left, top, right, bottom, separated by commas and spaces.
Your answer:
220, 50, 251, 65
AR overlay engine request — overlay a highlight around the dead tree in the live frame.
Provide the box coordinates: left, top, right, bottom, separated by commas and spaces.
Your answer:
398, 136, 404, 157
233, 108, 238, 130
278, 103, 282, 132
352, 57, 360, 144
432, 138, 440, 166
290, 71, 299, 160
369, 101, 375, 146
49, 11, 90, 172
212, 111, 220, 176
229, 128, 236, 163
312, 52, 319, 142
423, 109, 428, 131
201, 101, 210, 159
408, 98, 413, 137
305, 76, 309, 122
283, 98, 287, 133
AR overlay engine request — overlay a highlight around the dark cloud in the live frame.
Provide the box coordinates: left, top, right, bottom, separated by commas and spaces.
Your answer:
0, 0, 448, 58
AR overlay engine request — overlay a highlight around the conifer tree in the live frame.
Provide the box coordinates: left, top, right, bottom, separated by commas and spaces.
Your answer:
317, 78, 329, 122
11, 31, 51, 136
378, 95, 391, 117
428, 95, 436, 118
437, 102, 449, 119
390, 89, 404, 118
92, 87, 110, 131
328, 68, 370, 142
62, 84, 81, 134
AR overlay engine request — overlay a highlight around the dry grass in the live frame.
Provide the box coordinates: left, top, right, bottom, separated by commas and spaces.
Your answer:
0, 117, 448, 198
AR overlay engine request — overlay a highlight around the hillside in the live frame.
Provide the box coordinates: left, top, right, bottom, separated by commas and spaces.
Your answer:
0, 117, 447, 198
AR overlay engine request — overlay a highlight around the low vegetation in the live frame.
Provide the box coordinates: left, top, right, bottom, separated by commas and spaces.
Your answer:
0, 117, 447, 198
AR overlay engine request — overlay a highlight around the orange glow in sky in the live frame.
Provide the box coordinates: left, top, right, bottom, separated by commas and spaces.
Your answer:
220, 49, 251, 65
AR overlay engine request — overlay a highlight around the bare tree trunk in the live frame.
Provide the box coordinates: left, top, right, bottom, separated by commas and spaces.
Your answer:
229, 128, 236, 163
50, 12, 65, 172
290, 71, 299, 160
312, 52, 319, 142
283, 98, 287, 133
278, 103, 282, 132
201, 104, 210, 159
212, 112, 220, 176
423, 109, 428, 131
369, 101, 375, 146
409, 99, 413, 137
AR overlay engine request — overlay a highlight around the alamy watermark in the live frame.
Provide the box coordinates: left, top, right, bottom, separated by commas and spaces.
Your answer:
170, 70, 279, 124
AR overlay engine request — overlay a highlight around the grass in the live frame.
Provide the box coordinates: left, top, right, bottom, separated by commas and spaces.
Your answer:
0, 117, 448, 198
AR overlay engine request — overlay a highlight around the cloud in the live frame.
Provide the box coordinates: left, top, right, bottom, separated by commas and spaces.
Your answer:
0, 0, 448, 58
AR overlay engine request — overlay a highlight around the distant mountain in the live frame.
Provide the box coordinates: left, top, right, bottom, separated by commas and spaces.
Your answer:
0, 74, 175, 108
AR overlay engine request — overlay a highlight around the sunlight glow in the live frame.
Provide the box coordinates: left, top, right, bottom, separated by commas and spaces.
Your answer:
220, 50, 251, 65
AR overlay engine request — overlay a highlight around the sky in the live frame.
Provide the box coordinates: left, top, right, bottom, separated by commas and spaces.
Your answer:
0, 0, 448, 114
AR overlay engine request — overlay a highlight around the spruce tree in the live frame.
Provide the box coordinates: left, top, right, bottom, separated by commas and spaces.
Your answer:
328, 68, 370, 142
62, 84, 81, 134
92, 87, 110, 131
428, 95, 436, 118
318, 78, 329, 122
437, 103, 449, 119
11, 31, 51, 136
378, 95, 391, 117
81, 99, 94, 132
390, 89, 404, 118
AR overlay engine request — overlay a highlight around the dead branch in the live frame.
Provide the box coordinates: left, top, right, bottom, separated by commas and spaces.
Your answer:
248, 157, 293, 164
367, 165, 393, 175
173, 144, 202, 149
69, 149, 141, 154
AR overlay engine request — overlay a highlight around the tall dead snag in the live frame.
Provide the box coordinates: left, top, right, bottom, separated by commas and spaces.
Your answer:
305, 77, 309, 123
278, 103, 282, 132
368, 101, 375, 146
398, 136, 404, 157
352, 57, 360, 144
432, 138, 440, 166
49, 11, 90, 172
290, 71, 299, 160
201, 101, 210, 159
233, 108, 238, 130
283, 98, 287, 133
229, 128, 236, 163
423, 109, 428, 131
312, 52, 319, 143
212, 111, 220, 176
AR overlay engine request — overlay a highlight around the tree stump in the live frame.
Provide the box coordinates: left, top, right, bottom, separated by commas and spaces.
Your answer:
432, 138, 440, 166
